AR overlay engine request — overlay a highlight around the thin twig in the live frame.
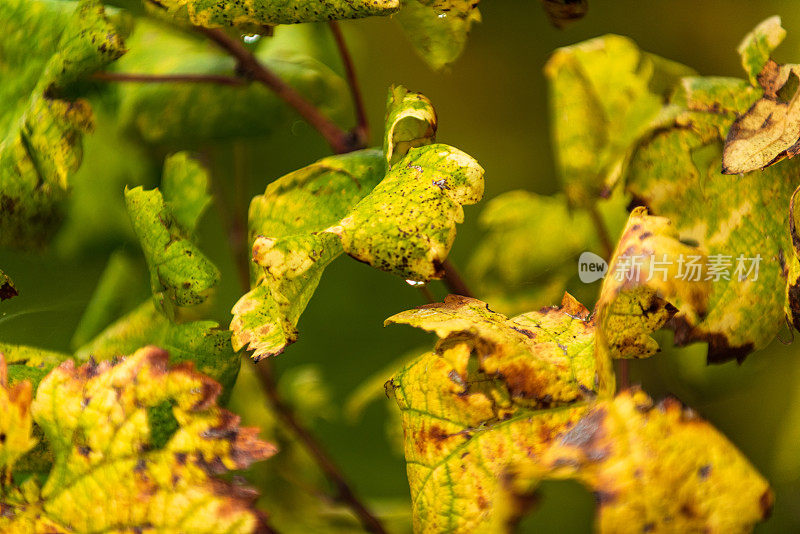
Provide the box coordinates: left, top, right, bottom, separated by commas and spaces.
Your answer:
328, 21, 369, 147
253, 360, 387, 534
441, 259, 474, 297
589, 204, 614, 260
419, 285, 435, 303
617, 360, 630, 390
197, 27, 361, 154
92, 71, 246, 86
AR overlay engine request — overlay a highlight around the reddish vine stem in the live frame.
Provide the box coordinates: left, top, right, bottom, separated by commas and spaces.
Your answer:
92, 71, 247, 86
197, 27, 362, 154
441, 259, 474, 297
328, 21, 369, 147
253, 360, 387, 534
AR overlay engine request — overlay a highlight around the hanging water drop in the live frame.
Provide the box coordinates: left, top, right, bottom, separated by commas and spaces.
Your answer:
242, 34, 261, 44
405, 279, 425, 287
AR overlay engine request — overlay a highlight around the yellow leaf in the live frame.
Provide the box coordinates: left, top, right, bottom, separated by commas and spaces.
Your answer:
0, 355, 36, 476
595, 207, 709, 361
0, 347, 276, 533
544, 388, 773, 534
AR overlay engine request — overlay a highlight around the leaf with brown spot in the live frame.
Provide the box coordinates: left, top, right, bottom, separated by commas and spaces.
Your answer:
595, 207, 710, 361
0, 346, 276, 533
386, 293, 604, 531
0, 355, 36, 476
543, 388, 772, 534
231, 86, 483, 359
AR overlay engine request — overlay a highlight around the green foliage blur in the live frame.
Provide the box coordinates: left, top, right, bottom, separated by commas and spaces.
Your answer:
3, 1, 800, 531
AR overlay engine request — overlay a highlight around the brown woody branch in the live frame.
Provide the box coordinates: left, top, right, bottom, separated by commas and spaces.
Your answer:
328, 21, 369, 147
197, 27, 362, 154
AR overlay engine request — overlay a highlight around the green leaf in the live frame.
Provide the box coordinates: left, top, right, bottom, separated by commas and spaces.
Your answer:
232, 149, 386, 359
161, 152, 212, 232
545, 34, 694, 206
75, 301, 241, 396
396, 0, 481, 71
232, 86, 484, 359
0, 271, 18, 302
0, 347, 276, 533
385, 293, 602, 531
336, 143, 484, 281
125, 153, 220, 315
115, 20, 349, 145
143, 0, 399, 30
0, 0, 125, 248
737, 15, 785, 85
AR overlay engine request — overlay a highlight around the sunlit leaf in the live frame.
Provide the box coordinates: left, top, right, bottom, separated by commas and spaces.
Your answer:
75, 301, 240, 397
232, 86, 483, 359
0, 355, 36, 474
0, 344, 70, 389
0, 347, 276, 533
0, 0, 124, 247
594, 207, 710, 361
386, 293, 604, 531
231, 149, 385, 359
544, 388, 773, 534
144, 0, 399, 30
384, 85, 437, 167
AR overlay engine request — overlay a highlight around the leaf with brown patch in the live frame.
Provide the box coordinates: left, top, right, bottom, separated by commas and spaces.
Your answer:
386, 293, 603, 531
0, 346, 276, 533
543, 388, 772, 534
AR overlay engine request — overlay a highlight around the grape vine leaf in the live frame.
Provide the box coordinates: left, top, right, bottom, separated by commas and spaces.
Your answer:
545, 34, 694, 207
543, 388, 773, 534
125, 153, 220, 316
115, 20, 349, 145
0, 346, 277, 533
384, 293, 605, 531
0, 344, 70, 390
0, 355, 36, 474
0, 0, 125, 248
0, 271, 18, 301
75, 301, 241, 398
232, 86, 483, 359
396, 0, 481, 71
143, 0, 399, 30
594, 207, 710, 361
231, 149, 386, 359
722, 17, 800, 174
387, 296, 771, 532
618, 19, 800, 362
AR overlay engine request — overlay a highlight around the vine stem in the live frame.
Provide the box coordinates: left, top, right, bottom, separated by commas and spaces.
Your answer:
328, 21, 369, 146
92, 71, 246, 86
197, 27, 362, 154
441, 259, 474, 297
253, 360, 387, 534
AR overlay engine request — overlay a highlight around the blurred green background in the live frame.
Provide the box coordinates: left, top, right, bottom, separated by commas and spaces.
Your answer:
4, 0, 800, 531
